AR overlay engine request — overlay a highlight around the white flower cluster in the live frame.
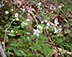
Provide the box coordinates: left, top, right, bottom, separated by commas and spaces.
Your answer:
37, 2, 42, 10
54, 18, 59, 26
54, 26, 62, 33
33, 24, 44, 36
40, 18, 61, 33
21, 8, 25, 12
50, 4, 56, 10
58, 3, 64, 9
54, 27, 58, 33
33, 29, 41, 36
53, 18, 62, 33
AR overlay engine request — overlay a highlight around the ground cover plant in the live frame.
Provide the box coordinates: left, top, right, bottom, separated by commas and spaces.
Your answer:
0, 0, 72, 57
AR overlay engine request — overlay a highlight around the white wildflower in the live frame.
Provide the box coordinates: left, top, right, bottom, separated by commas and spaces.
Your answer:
33, 29, 41, 36
54, 27, 58, 33
37, 2, 42, 10
58, 3, 64, 9
58, 6, 62, 9
58, 26, 62, 32
50, 11, 53, 13
38, 2, 42, 6
28, 13, 30, 16
38, 6, 42, 10
37, 25, 43, 30
15, 13, 19, 17
11, 9, 14, 11
62, 4, 64, 7
54, 18, 59, 26
46, 22, 50, 29
11, 30, 14, 33
22, 8, 25, 11
26, 19, 30, 21
59, 25, 62, 27
44, 20, 47, 22
5, 11, 9, 14
46, 22, 50, 26
53, 5, 56, 10
41, 21, 44, 23
13, 19, 15, 21
5, 0, 8, 2
2, 41, 5, 45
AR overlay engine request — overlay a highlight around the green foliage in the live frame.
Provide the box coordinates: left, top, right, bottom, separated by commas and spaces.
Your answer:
0, 0, 72, 57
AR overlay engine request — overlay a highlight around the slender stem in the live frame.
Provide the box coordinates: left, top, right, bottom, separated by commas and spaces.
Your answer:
4, 20, 14, 51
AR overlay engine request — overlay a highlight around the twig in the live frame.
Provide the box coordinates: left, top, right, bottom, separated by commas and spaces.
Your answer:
4, 20, 14, 51
0, 44, 6, 57
4, 20, 14, 50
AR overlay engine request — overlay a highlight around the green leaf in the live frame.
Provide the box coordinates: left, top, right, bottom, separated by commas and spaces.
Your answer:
8, 33, 15, 37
